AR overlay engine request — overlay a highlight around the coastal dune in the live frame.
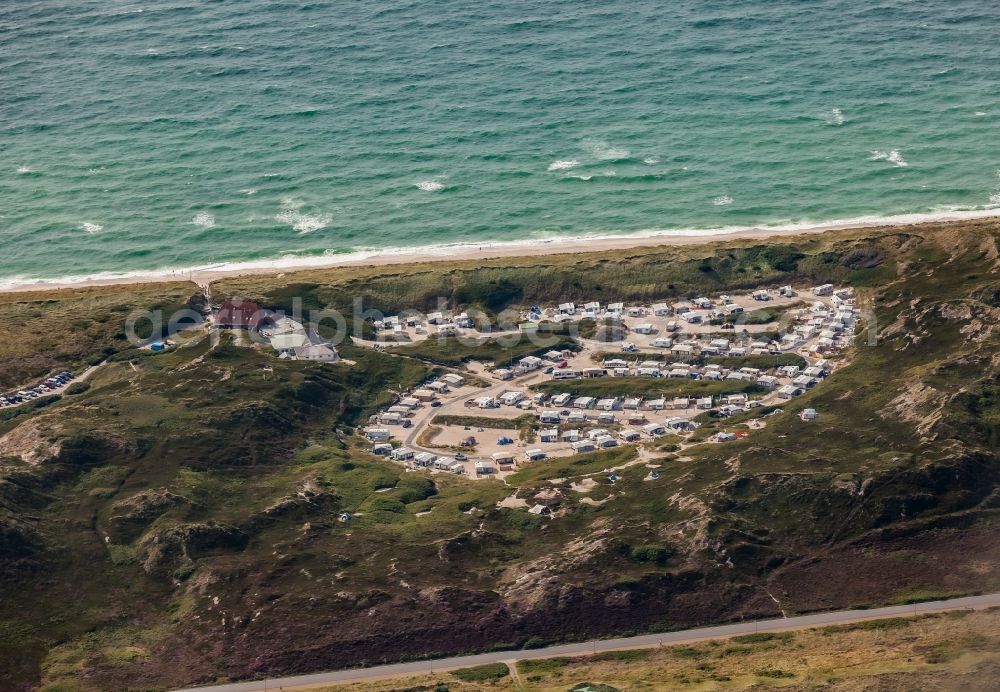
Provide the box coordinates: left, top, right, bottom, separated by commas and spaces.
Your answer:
4, 210, 1000, 295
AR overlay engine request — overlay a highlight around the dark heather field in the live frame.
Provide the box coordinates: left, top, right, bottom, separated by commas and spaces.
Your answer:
0, 219, 998, 690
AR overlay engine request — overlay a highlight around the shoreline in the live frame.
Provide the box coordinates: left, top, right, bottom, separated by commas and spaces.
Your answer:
2, 206, 999, 294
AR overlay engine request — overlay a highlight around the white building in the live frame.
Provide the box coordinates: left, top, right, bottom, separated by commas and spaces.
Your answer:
499, 391, 524, 406
539, 410, 562, 424
642, 423, 666, 438
270, 332, 310, 354
595, 434, 618, 448
414, 452, 437, 467
441, 373, 466, 387
365, 428, 391, 442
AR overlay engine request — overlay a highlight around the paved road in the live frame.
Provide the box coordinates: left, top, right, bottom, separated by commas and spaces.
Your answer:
177, 592, 1000, 692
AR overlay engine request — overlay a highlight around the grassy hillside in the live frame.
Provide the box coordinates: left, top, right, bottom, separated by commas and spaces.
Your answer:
0, 219, 998, 690
0, 282, 202, 390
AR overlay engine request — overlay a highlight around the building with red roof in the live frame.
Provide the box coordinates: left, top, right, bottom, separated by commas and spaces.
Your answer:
215, 299, 272, 330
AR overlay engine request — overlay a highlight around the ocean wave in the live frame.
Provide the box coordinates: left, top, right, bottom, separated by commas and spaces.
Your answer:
239, 188, 257, 195
79, 222, 103, 234
713, 195, 733, 206
275, 209, 330, 234
415, 180, 444, 192
643, 157, 660, 165
547, 159, 579, 171
583, 138, 631, 161
16, 165, 32, 174
871, 149, 908, 167
826, 107, 846, 125
990, 192, 1000, 206
192, 212, 216, 228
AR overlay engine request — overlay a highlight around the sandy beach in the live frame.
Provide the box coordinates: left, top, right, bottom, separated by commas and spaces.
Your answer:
2, 208, 999, 294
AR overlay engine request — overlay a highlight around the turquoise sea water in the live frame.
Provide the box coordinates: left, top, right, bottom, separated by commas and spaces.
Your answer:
1, 0, 999, 284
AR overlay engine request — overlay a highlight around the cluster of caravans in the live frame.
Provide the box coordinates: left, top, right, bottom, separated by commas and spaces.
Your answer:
539, 285, 843, 323
365, 285, 854, 353
372, 311, 475, 340
552, 357, 831, 392
362, 283, 853, 473
366, 438, 470, 475
488, 349, 575, 381
373, 372, 467, 426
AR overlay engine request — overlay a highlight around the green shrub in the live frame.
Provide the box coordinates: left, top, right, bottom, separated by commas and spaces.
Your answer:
365, 498, 406, 514
628, 544, 674, 564
519, 657, 571, 674
590, 649, 652, 663
396, 477, 437, 504
731, 631, 794, 644
821, 617, 912, 635
107, 544, 138, 566
451, 662, 509, 682
65, 381, 90, 395
755, 668, 794, 678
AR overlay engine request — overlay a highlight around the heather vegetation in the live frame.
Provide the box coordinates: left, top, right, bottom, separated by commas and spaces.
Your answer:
0, 220, 998, 690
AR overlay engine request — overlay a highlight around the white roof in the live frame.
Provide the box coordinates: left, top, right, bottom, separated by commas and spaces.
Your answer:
270, 333, 309, 350
270, 315, 307, 333
294, 344, 338, 360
